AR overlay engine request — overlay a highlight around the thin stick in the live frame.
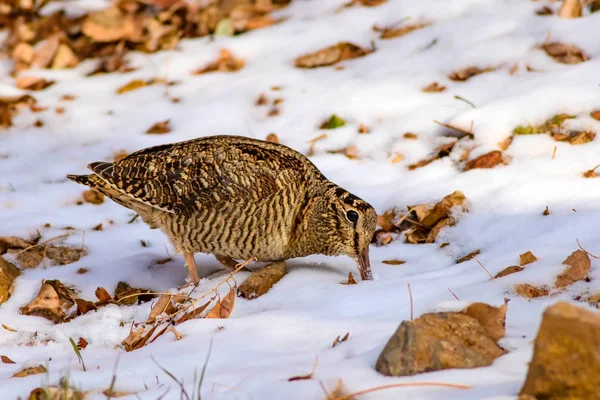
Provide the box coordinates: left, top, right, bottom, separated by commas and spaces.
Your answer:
407, 284, 413, 321
331, 382, 470, 400
80, 230, 86, 251
577, 238, 600, 259
454, 95, 476, 108
447, 287, 460, 300
433, 120, 474, 138
404, 217, 427, 228
106, 356, 120, 400
473, 257, 494, 280
197, 338, 213, 398
552, 146, 557, 160
14, 233, 70, 256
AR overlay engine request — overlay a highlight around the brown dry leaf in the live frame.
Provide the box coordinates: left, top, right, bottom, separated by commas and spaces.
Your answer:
382, 260, 405, 265
542, 42, 588, 64
52, 44, 79, 69
520, 251, 538, 266
12, 365, 47, 378
327, 145, 360, 160
404, 227, 429, 244
122, 324, 158, 352
404, 132, 418, 139
341, 272, 357, 285
206, 286, 236, 319
358, 124, 370, 134
349, 0, 387, 6
1, 355, 15, 364
295, 42, 369, 68
0, 236, 32, 254
563, 131, 595, 145
422, 82, 446, 93
82, 7, 132, 43
114, 281, 153, 305
149, 294, 181, 322
420, 190, 467, 228
555, 249, 591, 288
514, 284, 549, 298
20, 280, 77, 323
498, 136, 513, 151
256, 94, 268, 105
176, 299, 212, 325
536, 5, 554, 15
32, 35, 60, 69
376, 209, 399, 232
83, 189, 104, 204
16, 245, 86, 269
591, 110, 600, 121
332, 332, 350, 347
558, 0, 582, 18
192, 49, 245, 75
238, 261, 286, 299
449, 66, 494, 82
15, 76, 54, 91
75, 298, 97, 315
495, 265, 524, 278
464, 150, 503, 171
378, 22, 431, 40
95, 287, 112, 304
77, 337, 89, 350
116, 79, 148, 95
426, 217, 454, 243
462, 299, 509, 341
2, 324, 17, 332
146, 119, 171, 134
408, 141, 456, 170
456, 250, 481, 264
266, 133, 279, 143
28, 386, 84, 400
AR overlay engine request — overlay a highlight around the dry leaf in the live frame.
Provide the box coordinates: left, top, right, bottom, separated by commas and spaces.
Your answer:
422, 82, 446, 93
238, 261, 286, 299
12, 365, 47, 378
449, 66, 494, 81
295, 42, 369, 68
558, 0, 582, 18
95, 287, 112, 304
498, 136, 513, 151
341, 272, 357, 285
146, 119, 171, 134
114, 281, 152, 305
495, 265, 524, 278
82, 7, 131, 43
520, 251, 538, 266
0, 236, 32, 254
21, 280, 77, 323
192, 49, 245, 74
408, 141, 456, 170
51, 44, 78, 69
206, 286, 236, 319
542, 42, 588, 64
1, 355, 15, 364
514, 284, 549, 298
426, 217, 454, 243
265, 133, 279, 143
555, 250, 591, 288
32, 35, 60, 69
349, 0, 387, 6
591, 110, 600, 121
15, 76, 54, 91
420, 191, 467, 228
464, 151, 503, 171
456, 250, 481, 264
83, 189, 104, 204
378, 22, 430, 40
29, 386, 84, 400
175, 299, 212, 325
536, 5, 554, 15
116, 79, 148, 95
553, 130, 596, 145
77, 337, 89, 350
404, 132, 418, 139
332, 332, 350, 347
382, 260, 405, 265
149, 294, 181, 322
75, 298, 97, 315
2, 324, 17, 332
462, 299, 509, 341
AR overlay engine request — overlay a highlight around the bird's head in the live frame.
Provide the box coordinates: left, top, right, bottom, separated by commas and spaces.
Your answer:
312, 185, 377, 280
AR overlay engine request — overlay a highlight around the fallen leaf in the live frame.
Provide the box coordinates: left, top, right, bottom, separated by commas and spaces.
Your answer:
15, 76, 54, 91
462, 299, 509, 341
77, 337, 89, 350
82, 7, 131, 43
558, 0, 582, 18
265, 133, 279, 143
95, 287, 112, 304
206, 286, 235, 319
0, 236, 32, 254
448, 66, 494, 81
12, 365, 47, 378
238, 261, 287, 299
83, 189, 104, 204
426, 217, 454, 243
583, 164, 600, 178
495, 265, 524, 278
295, 42, 369, 68
146, 119, 171, 134
332, 332, 350, 347
591, 110, 600, 121
20, 280, 77, 323
2, 324, 16, 332
16, 245, 86, 268
514, 284, 549, 298
32, 35, 60, 69
422, 82, 446, 93
75, 298, 97, 315
1, 355, 15, 364
536, 5, 554, 15
456, 250, 481, 264
175, 299, 212, 325
552, 130, 595, 145
122, 323, 160, 352
555, 250, 591, 288
320, 114, 346, 129
51, 44, 78, 69
192, 49, 245, 74
377, 22, 431, 40
116, 79, 148, 94
408, 141, 456, 170
542, 42, 588, 64
349, 0, 387, 6
341, 272, 357, 285
382, 260, 405, 265
520, 251, 538, 266
498, 136, 513, 151
464, 151, 503, 171
114, 281, 153, 305
148, 294, 182, 322
420, 191, 467, 228
404, 132, 418, 139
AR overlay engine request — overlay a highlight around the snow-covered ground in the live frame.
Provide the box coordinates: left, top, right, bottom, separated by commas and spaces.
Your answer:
2, 0, 600, 398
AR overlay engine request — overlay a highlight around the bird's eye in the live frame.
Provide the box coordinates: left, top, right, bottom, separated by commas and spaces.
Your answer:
346, 210, 359, 223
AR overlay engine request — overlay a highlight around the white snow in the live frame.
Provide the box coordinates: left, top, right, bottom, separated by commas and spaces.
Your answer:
2, 0, 600, 398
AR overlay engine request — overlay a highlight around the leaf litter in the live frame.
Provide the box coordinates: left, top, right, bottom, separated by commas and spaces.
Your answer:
295, 42, 371, 68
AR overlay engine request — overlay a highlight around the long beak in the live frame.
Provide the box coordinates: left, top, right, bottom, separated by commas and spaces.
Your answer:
357, 247, 373, 281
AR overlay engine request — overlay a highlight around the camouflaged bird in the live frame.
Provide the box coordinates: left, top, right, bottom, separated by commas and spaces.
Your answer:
67, 135, 377, 284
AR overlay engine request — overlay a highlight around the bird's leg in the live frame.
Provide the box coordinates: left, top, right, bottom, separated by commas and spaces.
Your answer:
215, 255, 251, 272
185, 252, 200, 284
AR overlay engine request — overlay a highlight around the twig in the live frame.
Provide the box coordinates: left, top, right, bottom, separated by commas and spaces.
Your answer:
447, 287, 460, 300
127, 214, 139, 224
454, 95, 476, 108
197, 339, 213, 400
14, 233, 70, 256
407, 284, 413, 321
106, 356, 120, 400
552, 146, 557, 160
433, 120, 474, 139
80, 231, 86, 251
404, 217, 427, 228
473, 257, 494, 280
330, 382, 470, 400
577, 238, 600, 259
151, 356, 190, 400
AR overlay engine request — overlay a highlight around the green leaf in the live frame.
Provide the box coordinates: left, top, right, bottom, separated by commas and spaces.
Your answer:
320, 114, 346, 130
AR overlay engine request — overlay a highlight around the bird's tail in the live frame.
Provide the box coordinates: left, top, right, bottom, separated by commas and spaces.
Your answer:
66, 174, 91, 186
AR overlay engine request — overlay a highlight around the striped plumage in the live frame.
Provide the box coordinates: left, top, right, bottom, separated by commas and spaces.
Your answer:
67, 135, 377, 283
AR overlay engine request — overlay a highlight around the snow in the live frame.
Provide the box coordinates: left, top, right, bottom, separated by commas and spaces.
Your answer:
2, 0, 600, 398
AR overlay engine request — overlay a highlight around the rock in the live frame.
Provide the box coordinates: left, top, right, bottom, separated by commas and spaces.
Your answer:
237, 261, 286, 299
375, 312, 506, 377
0, 256, 20, 305
520, 302, 600, 399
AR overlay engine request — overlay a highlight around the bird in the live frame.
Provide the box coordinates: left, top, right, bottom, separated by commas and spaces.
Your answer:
67, 135, 377, 284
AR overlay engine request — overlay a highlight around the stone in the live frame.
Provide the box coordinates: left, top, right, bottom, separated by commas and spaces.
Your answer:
520, 302, 600, 399
375, 312, 506, 377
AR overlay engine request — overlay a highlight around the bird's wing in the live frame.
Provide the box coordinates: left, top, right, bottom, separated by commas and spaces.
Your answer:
88, 137, 309, 216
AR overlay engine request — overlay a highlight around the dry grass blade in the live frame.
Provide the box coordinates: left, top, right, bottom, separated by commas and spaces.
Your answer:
329, 382, 471, 399
69, 337, 86, 371
408, 283, 413, 320
576, 238, 599, 259
473, 257, 494, 280
13, 233, 70, 256
151, 356, 191, 400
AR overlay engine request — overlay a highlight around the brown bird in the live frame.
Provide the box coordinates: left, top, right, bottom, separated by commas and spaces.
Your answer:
67, 135, 377, 284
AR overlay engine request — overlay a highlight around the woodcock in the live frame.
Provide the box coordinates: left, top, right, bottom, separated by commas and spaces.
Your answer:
67, 135, 377, 283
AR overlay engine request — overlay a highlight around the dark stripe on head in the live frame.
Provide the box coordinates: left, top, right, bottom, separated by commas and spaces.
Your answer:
334, 187, 346, 198
331, 203, 342, 233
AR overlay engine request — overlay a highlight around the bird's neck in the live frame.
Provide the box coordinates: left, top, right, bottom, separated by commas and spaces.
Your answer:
286, 192, 330, 258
